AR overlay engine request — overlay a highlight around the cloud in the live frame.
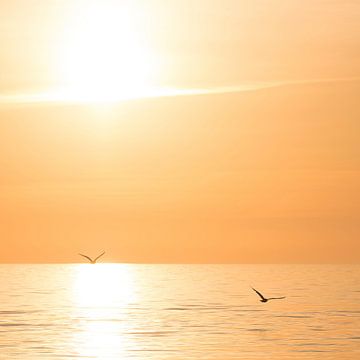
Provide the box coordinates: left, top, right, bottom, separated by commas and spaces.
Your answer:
0, 77, 359, 105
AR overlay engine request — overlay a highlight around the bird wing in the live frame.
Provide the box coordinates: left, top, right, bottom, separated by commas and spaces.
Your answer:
252, 287, 266, 301
268, 296, 286, 300
78, 253, 93, 262
94, 251, 105, 262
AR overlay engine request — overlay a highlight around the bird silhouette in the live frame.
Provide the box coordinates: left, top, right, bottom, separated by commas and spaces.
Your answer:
252, 287, 286, 303
78, 251, 105, 264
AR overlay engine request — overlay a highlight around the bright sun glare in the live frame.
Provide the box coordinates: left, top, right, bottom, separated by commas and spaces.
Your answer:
73, 264, 136, 308
72, 264, 137, 357
58, 0, 158, 102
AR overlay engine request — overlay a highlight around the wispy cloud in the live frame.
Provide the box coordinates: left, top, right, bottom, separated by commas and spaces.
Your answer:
0, 77, 359, 105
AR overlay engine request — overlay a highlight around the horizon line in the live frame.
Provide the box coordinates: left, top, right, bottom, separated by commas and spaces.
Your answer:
0, 262, 358, 265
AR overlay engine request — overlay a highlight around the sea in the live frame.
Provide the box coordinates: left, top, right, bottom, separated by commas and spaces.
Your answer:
0, 264, 359, 359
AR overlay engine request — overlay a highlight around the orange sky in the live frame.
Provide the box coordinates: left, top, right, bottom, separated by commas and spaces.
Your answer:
0, 1, 359, 263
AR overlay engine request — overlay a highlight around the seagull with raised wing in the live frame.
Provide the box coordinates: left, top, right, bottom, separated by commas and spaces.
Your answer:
78, 251, 105, 264
252, 287, 286, 303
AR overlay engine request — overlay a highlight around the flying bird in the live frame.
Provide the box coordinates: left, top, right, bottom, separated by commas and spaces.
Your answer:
78, 251, 105, 264
252, 287, 286, 303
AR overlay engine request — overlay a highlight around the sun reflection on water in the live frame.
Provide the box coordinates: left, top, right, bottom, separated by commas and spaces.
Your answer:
72, 264, 137, 358
73, 264, 136, 308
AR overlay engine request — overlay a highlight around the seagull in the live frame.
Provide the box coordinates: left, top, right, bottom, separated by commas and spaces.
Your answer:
78, 251, 105, 264
252, 287, 286, 303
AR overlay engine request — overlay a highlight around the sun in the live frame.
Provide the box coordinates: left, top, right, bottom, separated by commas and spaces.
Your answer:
57, 0, 158, 102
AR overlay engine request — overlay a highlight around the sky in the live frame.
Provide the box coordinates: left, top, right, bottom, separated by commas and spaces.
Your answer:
0, 1, 359, 263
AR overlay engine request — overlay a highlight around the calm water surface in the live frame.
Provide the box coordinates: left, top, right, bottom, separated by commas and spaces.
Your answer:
0, 264, 359, 359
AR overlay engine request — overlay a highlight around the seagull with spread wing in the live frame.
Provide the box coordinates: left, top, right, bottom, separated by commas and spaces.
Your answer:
78, 251, 105, 264
252, 287, 286, 303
